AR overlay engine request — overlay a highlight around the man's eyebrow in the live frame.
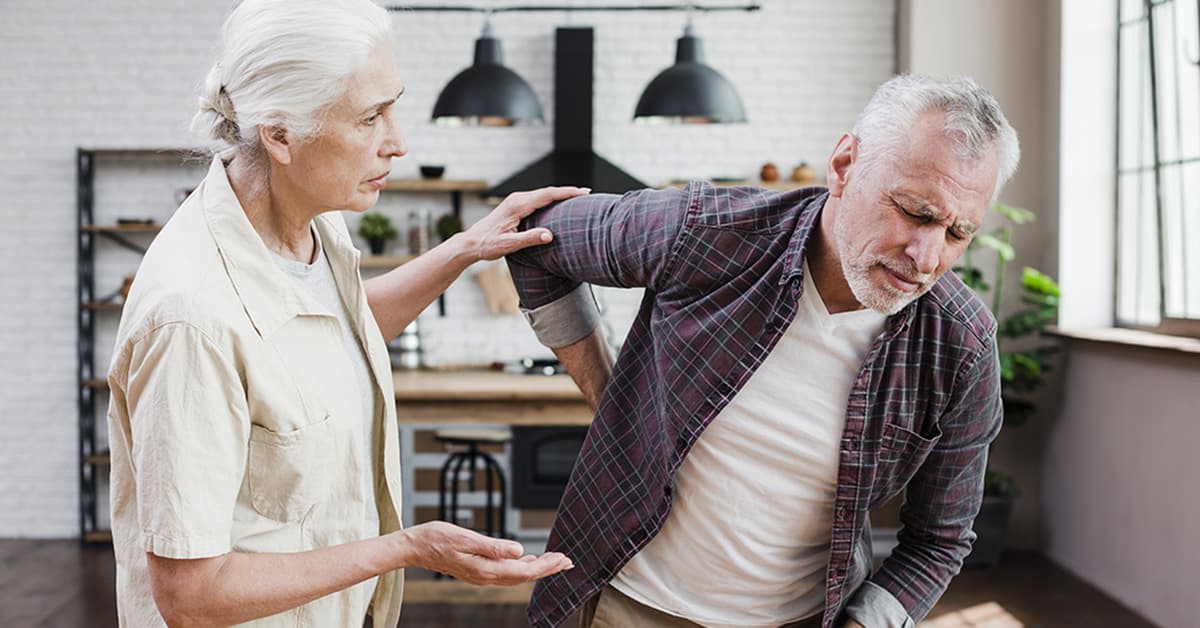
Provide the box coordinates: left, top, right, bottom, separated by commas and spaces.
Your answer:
359, 87, 405, 116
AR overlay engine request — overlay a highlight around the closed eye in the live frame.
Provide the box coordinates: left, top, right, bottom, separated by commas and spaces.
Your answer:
894, 199, 969, 242
894, 201, 931, 223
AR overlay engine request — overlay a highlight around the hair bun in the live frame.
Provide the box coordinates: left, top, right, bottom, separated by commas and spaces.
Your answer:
197, 83, 240, 145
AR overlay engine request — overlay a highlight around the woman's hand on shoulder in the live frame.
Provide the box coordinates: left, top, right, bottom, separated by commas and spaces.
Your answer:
461, 186, 590, 262
392, 521, 573, 585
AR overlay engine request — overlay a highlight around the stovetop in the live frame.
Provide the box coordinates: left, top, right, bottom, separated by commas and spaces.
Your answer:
499, 357, 566, 376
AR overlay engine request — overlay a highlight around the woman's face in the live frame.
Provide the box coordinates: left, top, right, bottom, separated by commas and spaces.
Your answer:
280, 43, 408, 214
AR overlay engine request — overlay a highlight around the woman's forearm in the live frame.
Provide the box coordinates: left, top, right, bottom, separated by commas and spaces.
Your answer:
149, 532, 412, 628
149, 522, 572, 627
364, 232, 479, 341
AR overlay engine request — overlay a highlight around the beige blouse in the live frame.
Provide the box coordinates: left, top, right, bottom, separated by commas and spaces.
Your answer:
106, 159, 405, 627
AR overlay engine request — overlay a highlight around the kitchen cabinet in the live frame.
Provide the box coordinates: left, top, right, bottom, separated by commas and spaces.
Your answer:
393, 369, 590, 539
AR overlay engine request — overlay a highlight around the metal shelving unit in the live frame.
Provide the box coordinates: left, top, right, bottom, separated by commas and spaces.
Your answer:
76, 147, 102, 543
75, 147, 189, 542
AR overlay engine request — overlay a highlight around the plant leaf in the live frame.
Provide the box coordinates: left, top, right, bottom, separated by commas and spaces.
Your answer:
1021, 293, 1059, 308
953, 265, 990, 292
998, 353, 1014, 382
976, 233, 1015, 261
999, 310, 1045, 338
993, 202, 1036, 225
984, 469, 1021, 497
1021, 267, 1061, 297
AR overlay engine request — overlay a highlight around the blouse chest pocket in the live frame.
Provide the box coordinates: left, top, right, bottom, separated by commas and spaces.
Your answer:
873, 422, 941, 503
247, 414, 336, 522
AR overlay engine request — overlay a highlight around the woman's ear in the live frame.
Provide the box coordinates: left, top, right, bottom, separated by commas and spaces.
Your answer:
258, 124, 293, 166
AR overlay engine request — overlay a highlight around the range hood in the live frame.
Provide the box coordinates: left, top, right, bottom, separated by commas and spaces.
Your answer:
486, 27, 647, 198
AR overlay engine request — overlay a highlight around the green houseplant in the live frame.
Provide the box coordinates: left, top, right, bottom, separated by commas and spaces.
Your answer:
954, 202, 1060, 566
358, 212, 397, 255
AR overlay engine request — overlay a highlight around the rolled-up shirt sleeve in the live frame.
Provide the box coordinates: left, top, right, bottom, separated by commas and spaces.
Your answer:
506, 185, 696, 348
843, 580, 916, 627
521, 283, 604, 349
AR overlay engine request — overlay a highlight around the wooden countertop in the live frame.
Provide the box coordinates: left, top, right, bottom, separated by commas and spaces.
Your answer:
393, 369, 592, 425
393, 369, 584, 401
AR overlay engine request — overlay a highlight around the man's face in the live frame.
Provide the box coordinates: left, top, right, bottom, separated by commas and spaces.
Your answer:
831, 111, 998, 314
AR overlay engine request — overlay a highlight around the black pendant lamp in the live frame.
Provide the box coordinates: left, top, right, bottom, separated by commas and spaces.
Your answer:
634, 15, 747, 124
432, 19, 544, 127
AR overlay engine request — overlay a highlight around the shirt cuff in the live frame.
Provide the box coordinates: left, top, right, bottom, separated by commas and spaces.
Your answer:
843, 580, 915, 628
521, 284, 602, 349
140, 529, 232, 560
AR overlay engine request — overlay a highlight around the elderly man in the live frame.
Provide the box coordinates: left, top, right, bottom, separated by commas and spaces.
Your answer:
506, 74, 1019, 628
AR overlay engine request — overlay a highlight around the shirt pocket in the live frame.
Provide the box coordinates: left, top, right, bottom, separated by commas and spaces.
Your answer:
875, 422, 941, 501
247, 414, 335, 522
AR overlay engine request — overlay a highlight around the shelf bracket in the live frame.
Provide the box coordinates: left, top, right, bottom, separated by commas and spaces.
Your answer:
96, 231, 149, 255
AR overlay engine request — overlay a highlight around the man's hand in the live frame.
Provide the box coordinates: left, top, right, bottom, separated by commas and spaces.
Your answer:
842, 620, 866, 628
398, 521, 573, 585
462, 186, 590, 262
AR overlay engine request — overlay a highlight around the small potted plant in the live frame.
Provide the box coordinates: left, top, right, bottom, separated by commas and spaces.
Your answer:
435, 213, 463, 243
954, 202, 1061, 567
358, 212, 397, 255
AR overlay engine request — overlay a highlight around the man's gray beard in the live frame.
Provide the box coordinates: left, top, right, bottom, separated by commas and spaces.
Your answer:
841, 257, 927, 315
834, 215, 932, 315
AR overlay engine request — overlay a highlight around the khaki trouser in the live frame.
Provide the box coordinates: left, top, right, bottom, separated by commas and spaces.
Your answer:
580, 586, 823, 628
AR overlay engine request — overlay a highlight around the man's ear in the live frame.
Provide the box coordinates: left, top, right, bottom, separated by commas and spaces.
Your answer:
258, 124, 293, 166
826, 132, 858, 199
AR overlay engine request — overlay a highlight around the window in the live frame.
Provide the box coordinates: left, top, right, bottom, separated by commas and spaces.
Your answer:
1117, 0, 1200, 336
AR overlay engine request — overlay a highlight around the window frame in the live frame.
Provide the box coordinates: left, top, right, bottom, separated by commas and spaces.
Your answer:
1115, 0, 1200, 338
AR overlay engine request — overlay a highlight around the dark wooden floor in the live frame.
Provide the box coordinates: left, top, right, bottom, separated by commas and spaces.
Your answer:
0, 539, 1156, 627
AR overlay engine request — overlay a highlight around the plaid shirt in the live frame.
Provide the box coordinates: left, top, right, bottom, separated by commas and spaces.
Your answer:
507, 182, 1002, 628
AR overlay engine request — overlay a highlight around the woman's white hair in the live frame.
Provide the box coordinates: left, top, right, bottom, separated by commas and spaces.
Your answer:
192, 0, 392, 159
851, 74, 1020, 202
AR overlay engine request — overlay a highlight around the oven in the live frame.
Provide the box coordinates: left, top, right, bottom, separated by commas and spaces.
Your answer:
510, 425, 589, 509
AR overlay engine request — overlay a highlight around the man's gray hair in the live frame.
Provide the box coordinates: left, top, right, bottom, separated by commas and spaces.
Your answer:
851, 74, 1020, 201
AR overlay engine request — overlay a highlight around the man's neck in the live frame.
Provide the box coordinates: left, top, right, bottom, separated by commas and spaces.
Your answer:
807, 198, 865, 315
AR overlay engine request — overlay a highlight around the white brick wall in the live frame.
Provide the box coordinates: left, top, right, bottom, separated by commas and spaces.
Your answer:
0, 0, 893, 537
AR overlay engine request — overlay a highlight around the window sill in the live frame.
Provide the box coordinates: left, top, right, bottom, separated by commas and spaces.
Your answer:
1045, 326, 1200, 357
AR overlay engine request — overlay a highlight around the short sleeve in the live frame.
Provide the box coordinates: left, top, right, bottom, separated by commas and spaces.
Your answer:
122, 322, 250, 559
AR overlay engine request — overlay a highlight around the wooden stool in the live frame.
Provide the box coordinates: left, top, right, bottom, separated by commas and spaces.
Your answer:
434, 427, 512, 539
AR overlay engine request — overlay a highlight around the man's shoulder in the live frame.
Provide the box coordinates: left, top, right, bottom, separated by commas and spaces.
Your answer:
919, 271, 997, 350
684, 182, 827, 232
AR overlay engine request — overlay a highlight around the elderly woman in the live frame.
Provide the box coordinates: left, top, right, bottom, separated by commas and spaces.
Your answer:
105, 0, 580, 626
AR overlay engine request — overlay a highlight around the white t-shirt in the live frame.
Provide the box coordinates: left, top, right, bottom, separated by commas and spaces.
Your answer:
272, 225, 380, 593
611, 261, 886, 627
